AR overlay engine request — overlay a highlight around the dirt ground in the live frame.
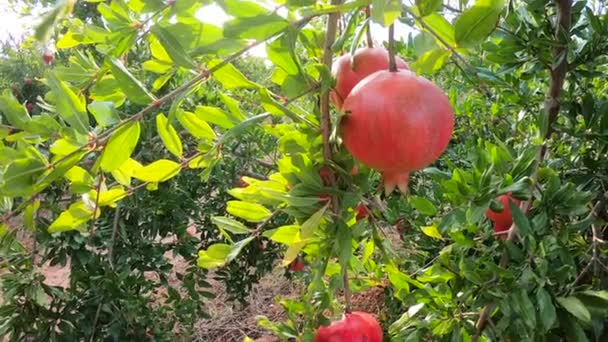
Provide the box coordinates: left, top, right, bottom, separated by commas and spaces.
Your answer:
4, 224, 395, 341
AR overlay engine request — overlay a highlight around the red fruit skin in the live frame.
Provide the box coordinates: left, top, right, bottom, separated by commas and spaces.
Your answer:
42, 52, 54, 65
355, 203, 369, 221
235, 177, 249, 188
319, 166, 332, 185
318, 194, 331, 203
341, 70, 454, 193
26, 103, 33, 112
486, 194, 521, 232
24, 78, 32, 85
315, 311, 383, 342
331, 48, 409, 111
288, 257, 304, 272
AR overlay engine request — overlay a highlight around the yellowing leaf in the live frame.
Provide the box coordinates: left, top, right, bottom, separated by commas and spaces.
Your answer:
100, 121, 140, 172
263, 225, 301, 245
111, 158, 142, 186
88, 186, 127, 207
226, 201, 272, 223
132, 159, 181, 183
300, 205, 327, 239
156, 113, 183, 158
421, 224, 443, 240
50, 138, 81, 156
176, 110, 216, 140
211, 216, 251, 235
48, 201, 96, 233
282, 241, 306, 266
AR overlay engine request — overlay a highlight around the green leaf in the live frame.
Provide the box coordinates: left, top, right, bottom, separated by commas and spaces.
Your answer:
412, 48, 450, 74
508, 200, 531, 237
416, 0, 442, 16
156, 113, 183, 158
557, 297, 591, 324
1, 158, 47, 196
88, 101, 119, 127
197, 243, 231, 268
48, 201, 96, 233
132, 159, 181, 183
300, 205, 327, 239
267, 33, 300, 75
282, 241, 306, 266
212, 216, 252, 235
371, 0, 402, 27
35, 1, 74, 43
336, 222, 352, 268
151, 25, 198, 69
0, 90, 31, 129
410, 196, 437, 216
454, 0, 505, 48
227, 237, 255, 262
175, 110, 216, 140
100, 122, 141, 172
223, 14, 289, 41
208, 59, 259, 89
47, 72, 90, 134
24, 199, 40, 231
194, 106, 239, 129
419, 13, 456, 47
421, 224, 443, 240
537, 288, 557, 332
109, 58, 155, 105
226, 201, 272, 223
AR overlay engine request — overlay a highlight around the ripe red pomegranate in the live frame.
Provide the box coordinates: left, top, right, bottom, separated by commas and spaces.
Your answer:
330, 48, 408, 111
355, 203, 369, 221
341, 70, 454, 194
315, 311, 382, 342
486, 193, 521, 240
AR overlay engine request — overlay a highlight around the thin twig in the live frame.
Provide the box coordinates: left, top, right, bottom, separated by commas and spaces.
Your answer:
108, 206, 121, 269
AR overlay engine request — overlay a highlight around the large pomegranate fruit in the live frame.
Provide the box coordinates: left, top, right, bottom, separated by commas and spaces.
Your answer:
341, 70, 454, 194
314, 311, 382, 342
331, 48, 408, 111
486, 193, 521, 240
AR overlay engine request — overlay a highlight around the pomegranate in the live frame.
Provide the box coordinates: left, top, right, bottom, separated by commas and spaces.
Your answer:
330, 48, 408, 111
235, 177, 248, 188
24, 78, 32, 85
314, 311, 382, 342
26, 102, 34, 112
486, 193, 521, 240
355, 203, 369, 221
288, 256, 304, 272
42, 52, 54, 65
341, 70, 454, 194
319, 166, 332, 185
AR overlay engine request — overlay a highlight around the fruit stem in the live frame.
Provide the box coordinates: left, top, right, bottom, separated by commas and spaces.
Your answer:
388, 23, 397, 72
365, 6, 373, 48
342, 266, 351, 313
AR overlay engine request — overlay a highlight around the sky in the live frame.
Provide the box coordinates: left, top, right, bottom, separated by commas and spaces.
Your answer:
0, 2, 414, 58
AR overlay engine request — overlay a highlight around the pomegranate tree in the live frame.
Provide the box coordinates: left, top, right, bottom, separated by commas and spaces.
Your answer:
341, 70, 455, 194
486, 193, 521, 239
314, 311, 382, 342
330, 48, 408, 111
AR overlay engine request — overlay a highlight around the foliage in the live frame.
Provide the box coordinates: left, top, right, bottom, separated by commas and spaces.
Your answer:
0, 0, 607, 341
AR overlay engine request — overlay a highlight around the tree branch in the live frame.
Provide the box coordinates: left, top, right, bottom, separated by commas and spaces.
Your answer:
472, 1, 573, 340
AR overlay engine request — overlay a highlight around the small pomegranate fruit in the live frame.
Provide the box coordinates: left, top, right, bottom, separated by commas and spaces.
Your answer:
24, 78, 32, 85
486, 193, 521, 240
235, 177, 248, 188
42, 51, 54, 65
331, 48, 408, 111
26, 102, 34, 112
355, 203, 370, 221
315, 311, 382, 342
341, 70, 454, 194
288, 256, 304, 272
319, 166, 332, 185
